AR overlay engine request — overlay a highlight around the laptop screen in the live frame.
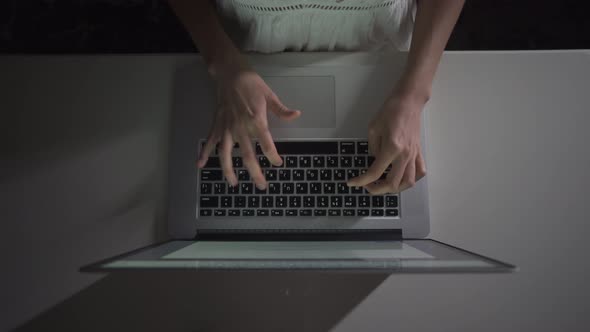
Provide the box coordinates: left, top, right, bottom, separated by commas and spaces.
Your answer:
82, 239, 514, 272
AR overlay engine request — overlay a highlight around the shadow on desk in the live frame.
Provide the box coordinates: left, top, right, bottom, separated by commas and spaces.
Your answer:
16, 271, 388, 332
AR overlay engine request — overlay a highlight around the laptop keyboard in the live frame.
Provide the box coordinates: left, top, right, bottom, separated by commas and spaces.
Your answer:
198, 140, 400, 218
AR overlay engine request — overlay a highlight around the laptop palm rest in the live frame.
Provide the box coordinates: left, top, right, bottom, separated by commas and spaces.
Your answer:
263, 75, 336, 129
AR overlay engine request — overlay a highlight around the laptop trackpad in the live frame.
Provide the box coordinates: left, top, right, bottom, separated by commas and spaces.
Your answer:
264, 76, 336, 128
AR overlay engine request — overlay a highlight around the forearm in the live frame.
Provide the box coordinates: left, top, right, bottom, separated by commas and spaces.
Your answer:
167, 0, 247, 78
396, 0, 465, 103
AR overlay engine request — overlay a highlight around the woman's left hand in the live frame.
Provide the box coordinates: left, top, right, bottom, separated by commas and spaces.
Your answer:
347, 91, 427, 194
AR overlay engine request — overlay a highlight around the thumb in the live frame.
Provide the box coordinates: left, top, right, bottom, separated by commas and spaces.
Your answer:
269, 97, 301, 121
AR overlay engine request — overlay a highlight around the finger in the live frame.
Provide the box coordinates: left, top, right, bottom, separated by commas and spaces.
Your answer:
257, 128, 283, 166
397, 153, 417, 193
347, 140, 394, 187
269, 96, 301, 121
197, 108, 225, 168
197, 132, 220, 168
365, 156, 409, 195
237, 130, 266, 190
415, 148, 427, 182
367, 125, 380, 156
220, 129, 238, 186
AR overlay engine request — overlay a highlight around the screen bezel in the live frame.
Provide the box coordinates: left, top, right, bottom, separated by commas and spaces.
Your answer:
80, 239, 516, 273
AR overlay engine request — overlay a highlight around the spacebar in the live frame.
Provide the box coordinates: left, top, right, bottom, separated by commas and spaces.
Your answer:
256, 141, 339, 155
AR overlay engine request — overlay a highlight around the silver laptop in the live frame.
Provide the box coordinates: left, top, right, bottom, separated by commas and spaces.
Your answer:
82, 53, 515, 272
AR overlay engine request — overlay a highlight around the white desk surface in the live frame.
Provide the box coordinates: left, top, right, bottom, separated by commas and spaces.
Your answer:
2, 51, 590, 331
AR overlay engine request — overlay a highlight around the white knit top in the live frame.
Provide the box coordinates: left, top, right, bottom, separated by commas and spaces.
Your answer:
215, 0, 417, 53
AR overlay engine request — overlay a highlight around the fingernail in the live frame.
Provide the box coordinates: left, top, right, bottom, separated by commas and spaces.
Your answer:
257, 183, 266, 190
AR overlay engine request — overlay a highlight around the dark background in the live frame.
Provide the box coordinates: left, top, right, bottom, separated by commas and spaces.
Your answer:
1, 0, 589, 53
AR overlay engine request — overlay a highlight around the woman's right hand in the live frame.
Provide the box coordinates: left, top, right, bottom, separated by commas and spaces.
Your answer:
196, 60, 302, 190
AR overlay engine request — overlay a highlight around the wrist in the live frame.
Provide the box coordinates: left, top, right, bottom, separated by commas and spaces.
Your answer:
392, 77, 432, 106
207, 52, 251, 82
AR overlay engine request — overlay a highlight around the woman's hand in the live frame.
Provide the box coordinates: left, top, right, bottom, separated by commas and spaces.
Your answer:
347, 91, 427, 194
197, 61, 301, 190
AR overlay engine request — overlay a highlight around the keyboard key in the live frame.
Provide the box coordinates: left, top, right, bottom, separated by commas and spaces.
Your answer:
203, 157, 220, 168
200, 196, 218, 208
214, 209, 226, 216
351, 186, 363, 194
312, 156, 325, 168
241, 183, 253, 194
344, 196, 356, 208
258, 156, 270, 168
386, 209, 399, 217
337, 182, 349, 194
254, 185, 267, 194
248, 196, 260, 208
228, 185, 239, 194
306, 169, 318, 181
299, 156, 311, 168
314, 209, 327, 216
340, 156, 352, 168
238, 170, 250, 181
269, 182, 281, 194
200, 183, 212, 194
282, 183, 294, 194
221, 196, 232, 208
300, 209, 312, 216
310, 183, 322, 194
201, 170, 222, 181
372, 196, 384, 207
323, 183, 335, 194
346, 169, 359, 180
242, 209, 255, 216
232, 157, 243, 168
265, 169, 277, 181
214, 183, 225, 194
276, 196, 288, 208
303, 196, 315, 207
257, 209, 269, 216
271, 209, 283, 216
327, 156, 338, 168
330, 196, 342, 208
278, 169, 291, 181
286, 156, 298, 168
339, 142, 355, 154
354, 156, 366, 168
320, 169, 332, 181
343, 209, 355, 216
329, 209, 341, 216
334, 169, 346, 181
358, 196, 370, 207
296, 183, 308, 194
293, 169, 305, 181
271, 159, 285, 168
262, 196, 274, 208
357, 141, 369, 154
228, 209, 240, 216
317, 196, 329, 208
200, 209, 212, 217
234, 196, 246, 208
270, 141, 338, 155
289, 196, 301, 208
386, 195, 399, 208
286, 209, 298, 216
358, 209, 370, 216
371, 209, 384, 216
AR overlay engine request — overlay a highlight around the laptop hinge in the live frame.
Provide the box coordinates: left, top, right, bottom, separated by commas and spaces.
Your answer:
195, 229, 402, 241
